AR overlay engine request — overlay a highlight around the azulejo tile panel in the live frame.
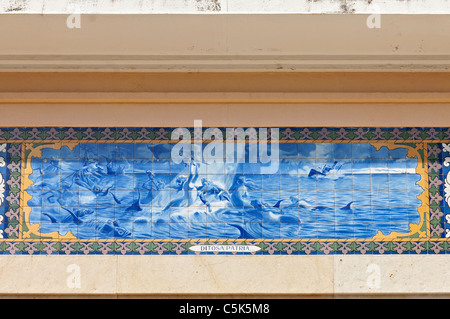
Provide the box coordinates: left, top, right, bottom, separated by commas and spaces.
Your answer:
0, 127, 449, 255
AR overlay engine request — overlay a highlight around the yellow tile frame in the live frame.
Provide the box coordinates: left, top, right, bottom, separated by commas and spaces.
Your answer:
6, 138, 433, 245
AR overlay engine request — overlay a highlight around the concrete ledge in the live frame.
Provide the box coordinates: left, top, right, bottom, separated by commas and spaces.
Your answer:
0, 256, 334, 295
1, 14, 450, 72
0, 255, 449, 296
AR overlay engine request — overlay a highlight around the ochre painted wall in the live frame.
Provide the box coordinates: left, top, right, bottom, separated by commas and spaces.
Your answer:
0, 72, 449, 297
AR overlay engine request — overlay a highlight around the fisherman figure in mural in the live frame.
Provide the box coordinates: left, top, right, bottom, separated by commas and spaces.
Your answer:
61, 156, 121, 204
143, 170, 165, 191
169, 175, 188, 192
161, 160, 200, 212
229, 175, 259, 207
106, 158, 126, 175
196, 178, 231, 212
140, 170, 166, 205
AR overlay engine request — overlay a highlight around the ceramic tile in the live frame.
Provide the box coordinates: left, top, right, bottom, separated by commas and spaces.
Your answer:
0, 128, 447, 254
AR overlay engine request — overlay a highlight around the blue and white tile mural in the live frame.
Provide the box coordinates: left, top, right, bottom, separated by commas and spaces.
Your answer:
0, 127, 447, 255
26, 141, 422, 240
0, 143, 8, 240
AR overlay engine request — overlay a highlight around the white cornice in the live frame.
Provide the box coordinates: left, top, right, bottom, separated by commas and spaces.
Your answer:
1, 0, 450, 14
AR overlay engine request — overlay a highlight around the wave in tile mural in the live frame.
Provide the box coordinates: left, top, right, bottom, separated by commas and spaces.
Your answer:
0, 127, 448, 255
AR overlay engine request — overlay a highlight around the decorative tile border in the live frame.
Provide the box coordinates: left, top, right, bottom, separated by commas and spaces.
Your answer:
0, 127, 448, 255
1, 240, 448, 255
0, 127, 449, 142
